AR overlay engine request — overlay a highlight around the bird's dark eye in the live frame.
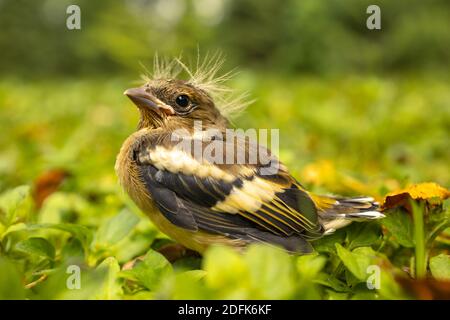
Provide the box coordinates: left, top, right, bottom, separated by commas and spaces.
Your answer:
175, 94, 190, 108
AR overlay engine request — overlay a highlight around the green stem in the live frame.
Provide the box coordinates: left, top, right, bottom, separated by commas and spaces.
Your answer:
411, 200, 426, 279
427, 220, 450, 244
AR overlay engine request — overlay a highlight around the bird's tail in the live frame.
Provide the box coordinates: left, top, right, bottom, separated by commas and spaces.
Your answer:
311, 195, 385, 234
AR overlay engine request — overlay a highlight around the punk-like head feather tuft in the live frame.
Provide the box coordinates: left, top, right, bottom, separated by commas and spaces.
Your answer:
141, 52, 251, 118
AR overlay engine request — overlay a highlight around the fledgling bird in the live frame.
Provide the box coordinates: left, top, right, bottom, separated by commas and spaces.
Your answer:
116, 56, 384, 254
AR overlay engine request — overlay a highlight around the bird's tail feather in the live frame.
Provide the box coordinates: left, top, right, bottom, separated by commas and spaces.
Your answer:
314, 195, 385, 234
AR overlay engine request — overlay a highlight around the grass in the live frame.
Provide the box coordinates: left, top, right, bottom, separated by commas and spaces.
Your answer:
0, 73, 449, 299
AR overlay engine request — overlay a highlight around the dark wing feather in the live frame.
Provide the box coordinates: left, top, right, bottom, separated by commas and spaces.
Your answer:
140, 166, 198, 231
140, 164, 313, 253
135, 133, 323, 252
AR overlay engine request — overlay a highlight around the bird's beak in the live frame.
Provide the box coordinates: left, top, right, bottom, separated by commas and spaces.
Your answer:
123, 87, 175, 116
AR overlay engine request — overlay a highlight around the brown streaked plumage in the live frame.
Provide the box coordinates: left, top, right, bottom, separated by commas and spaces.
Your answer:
116, 56, 384, 254
116, 128, 248, 253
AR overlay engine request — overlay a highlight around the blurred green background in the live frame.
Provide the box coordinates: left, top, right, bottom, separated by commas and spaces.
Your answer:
0, 0, 449, 300
0, 0, 449, 191
1, 0, 450, 76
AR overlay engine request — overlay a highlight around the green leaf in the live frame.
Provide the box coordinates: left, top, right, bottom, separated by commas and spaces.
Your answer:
114, 230, 156, 263
15, 237, 55, 260
203, 245, 248, 290
297, 253, 327, 278
95, 257, 123, 299
326, 289, 349, 300
1, 222, 27, 240
312, 229, 346, 253
38, 192, 90, 224
335, 244, 376, 281
315, 275, 350, 293
381, 210, 414, 247
430, 254, 450, 281
172, 256, 202, 273
0, 257, 25, 299
61, 238, 85, 261
347, 222, 381, 250
245, 244, 296, 299
27, 223, 93, 252
120, 249, 172, 291
0, 185, 30, 226
94, 209, 140, 247
167, 270, 209, 300
351, 286, 380, 300
34, 263, 108, 300
295, 253, 327, 299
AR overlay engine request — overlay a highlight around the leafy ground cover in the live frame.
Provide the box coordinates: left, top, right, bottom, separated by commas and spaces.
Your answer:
0, 74, 449, 299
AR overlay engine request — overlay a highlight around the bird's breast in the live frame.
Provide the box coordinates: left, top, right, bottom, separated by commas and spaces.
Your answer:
115, 130, 156, 212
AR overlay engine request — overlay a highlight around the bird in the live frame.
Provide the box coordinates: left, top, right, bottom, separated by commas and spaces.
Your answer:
115, 55, 384, 254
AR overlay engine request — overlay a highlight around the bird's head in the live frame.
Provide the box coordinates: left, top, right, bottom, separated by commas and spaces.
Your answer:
124, 55, 248, 131
124, 78, 226, 130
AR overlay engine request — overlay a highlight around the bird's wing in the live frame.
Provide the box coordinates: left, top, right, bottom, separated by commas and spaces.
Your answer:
134, 133, 323, 250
